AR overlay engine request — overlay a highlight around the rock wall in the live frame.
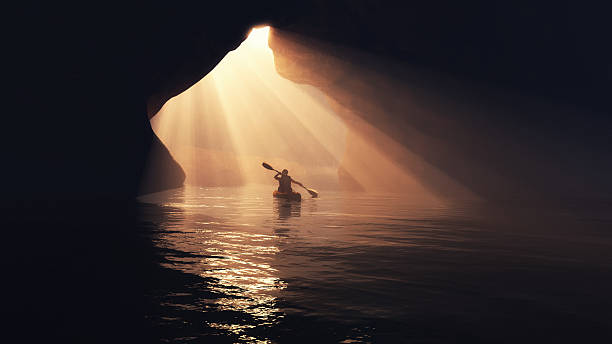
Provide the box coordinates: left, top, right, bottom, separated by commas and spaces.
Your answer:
5, 2, 294, 200
268, 2, 612, 201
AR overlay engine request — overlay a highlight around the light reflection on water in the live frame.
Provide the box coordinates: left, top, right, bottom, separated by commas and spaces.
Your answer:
146, 186, 292, 341
139, 185, 612, 343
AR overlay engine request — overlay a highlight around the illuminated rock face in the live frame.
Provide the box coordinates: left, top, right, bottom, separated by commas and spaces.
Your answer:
270, 31, 488, 200
268, 20, 612, 201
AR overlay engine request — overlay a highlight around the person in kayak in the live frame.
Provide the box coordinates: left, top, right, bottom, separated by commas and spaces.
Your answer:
274, 169, 298, 193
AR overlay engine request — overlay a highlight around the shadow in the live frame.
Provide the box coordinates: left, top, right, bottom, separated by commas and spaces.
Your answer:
2, 200, 164, 343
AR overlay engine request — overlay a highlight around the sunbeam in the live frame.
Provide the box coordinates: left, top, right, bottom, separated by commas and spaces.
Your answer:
151, 26, 347, 190
149, 25, 462, 205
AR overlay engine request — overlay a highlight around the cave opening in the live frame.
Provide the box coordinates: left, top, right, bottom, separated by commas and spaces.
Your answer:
150, 26, 347, 190
147, 25, 471, 204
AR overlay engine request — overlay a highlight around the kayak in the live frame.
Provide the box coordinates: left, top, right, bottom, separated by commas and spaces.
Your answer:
273, 190, 301, 202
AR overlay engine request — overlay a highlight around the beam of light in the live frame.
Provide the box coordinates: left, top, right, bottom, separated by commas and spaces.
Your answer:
267, 29, 483, 202
151, 26, 347, 190
150, 25, 464, 203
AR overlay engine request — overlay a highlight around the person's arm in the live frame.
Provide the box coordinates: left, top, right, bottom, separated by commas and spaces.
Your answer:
274, 173, 281, 180
291, 177, 303, 187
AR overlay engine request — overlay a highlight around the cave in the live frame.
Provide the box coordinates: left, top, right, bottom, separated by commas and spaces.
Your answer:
5, 2, 611, 203
4, 2, 612, 343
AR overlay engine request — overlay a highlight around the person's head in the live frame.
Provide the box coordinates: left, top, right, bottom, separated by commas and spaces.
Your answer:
282, 169, 288, 175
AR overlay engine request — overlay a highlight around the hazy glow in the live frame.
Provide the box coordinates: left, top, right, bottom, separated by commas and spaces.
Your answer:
151, 26, 346, 189
149, 26, 463, 203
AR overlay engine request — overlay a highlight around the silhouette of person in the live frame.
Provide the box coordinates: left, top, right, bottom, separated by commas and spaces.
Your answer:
274, 169, 296, 193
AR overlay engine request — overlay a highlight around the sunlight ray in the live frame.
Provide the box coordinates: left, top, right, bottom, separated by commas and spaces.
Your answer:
150, 24, 449, 195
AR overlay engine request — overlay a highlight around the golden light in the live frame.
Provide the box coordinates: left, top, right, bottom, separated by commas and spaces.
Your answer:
149, 25, 467, 203
245, 26, 270, 48
150, 25, 347, 189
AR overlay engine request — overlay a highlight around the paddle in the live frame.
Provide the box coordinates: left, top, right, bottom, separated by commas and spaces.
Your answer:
262, 162, 319, 198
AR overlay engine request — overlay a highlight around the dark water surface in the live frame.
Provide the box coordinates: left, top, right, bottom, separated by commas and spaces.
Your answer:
136, 186, 612, 343
3, 186, 611, 343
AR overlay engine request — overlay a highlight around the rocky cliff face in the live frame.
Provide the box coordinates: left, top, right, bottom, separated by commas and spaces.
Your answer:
269, 25, 612, 201
5, 1, 610, 201
269, 1, 611, 201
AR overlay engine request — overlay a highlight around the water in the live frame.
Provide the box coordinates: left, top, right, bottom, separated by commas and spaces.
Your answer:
137, 185, 612, 343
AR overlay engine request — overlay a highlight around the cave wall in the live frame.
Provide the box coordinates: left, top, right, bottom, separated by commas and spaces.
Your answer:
272, 0, 610, 109
5, 2, 297, 200
267, 1, 611, 201
269, 28, 612, 201
5, 1, 610, 201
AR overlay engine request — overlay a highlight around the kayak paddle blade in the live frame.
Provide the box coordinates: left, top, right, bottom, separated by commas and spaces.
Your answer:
306, 188, 319, 198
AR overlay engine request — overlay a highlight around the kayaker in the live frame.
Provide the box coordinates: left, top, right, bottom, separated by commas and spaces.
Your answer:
274, 169, 296, 193
263, 162, 317, 199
